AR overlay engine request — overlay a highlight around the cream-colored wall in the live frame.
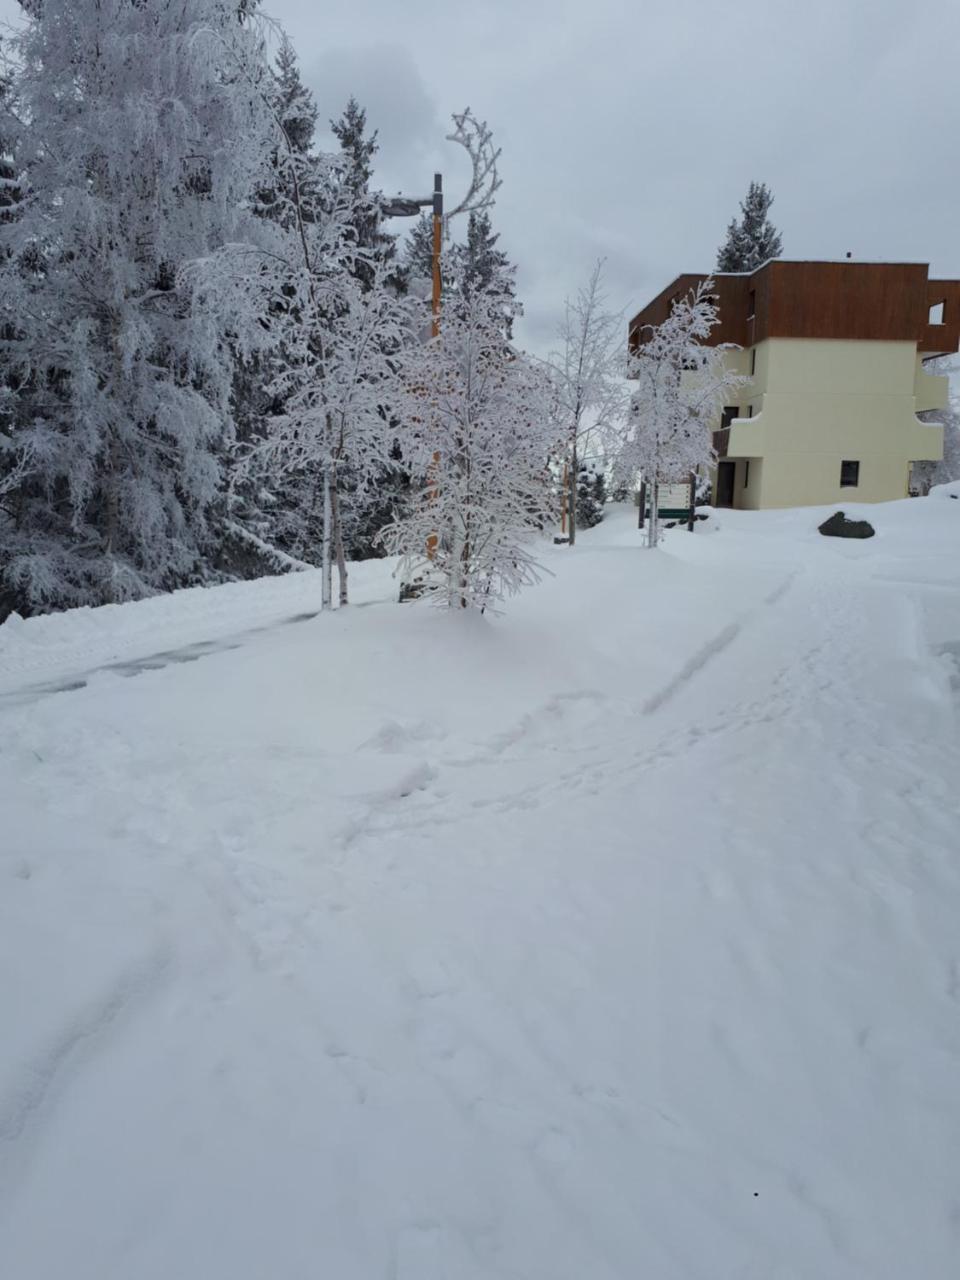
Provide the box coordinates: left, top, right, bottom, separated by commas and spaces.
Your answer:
736, 457, 762, 510
722, 338, 944, 508
913, 355, 949, 412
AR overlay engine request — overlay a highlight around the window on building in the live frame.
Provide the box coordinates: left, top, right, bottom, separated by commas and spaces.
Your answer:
840, 460, 860, 487
747, 289, 756, 319
750, 348, 756, 376
744, 460, 750, 488
721, 405, 740, 428
747, 404, 754, 418
929, 300, 946, 325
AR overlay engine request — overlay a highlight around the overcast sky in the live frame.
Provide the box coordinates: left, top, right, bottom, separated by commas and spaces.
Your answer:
3, 0, 960, 353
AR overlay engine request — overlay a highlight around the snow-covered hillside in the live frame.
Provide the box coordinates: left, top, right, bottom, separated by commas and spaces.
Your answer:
2, 494, 959, 1279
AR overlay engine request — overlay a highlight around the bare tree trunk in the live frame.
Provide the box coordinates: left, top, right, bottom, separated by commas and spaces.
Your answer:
321, 466, 332, 610
638, 479, 646, 530
330, 475, 348, 606
568, 440, 578, 546
648, 478, 659, 549
460, 533, 470, 609
687, 470, 696, 532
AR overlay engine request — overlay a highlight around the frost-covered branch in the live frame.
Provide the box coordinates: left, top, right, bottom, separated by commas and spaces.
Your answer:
621, 279, 746, 548
544, 260, 627, 545
379, 292, 558, 612
444, 108, 502, 233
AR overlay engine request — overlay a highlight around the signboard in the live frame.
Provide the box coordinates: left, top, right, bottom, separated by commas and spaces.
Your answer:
644, 480, 693, 517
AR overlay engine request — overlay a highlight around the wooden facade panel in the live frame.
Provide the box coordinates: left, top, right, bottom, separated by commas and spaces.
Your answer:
629, 261, 960, 356
629, 273, 750, 350
762, 261, 928, 343
921, 279, 960, 354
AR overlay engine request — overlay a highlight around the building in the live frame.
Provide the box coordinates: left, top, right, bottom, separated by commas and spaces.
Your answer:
628, 261, 958, 509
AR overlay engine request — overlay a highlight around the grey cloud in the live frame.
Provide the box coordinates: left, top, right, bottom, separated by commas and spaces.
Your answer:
4, 0, 960, 355
305, 42, 441, 197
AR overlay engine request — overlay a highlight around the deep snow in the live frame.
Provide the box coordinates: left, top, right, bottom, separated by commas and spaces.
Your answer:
2, 494, 959, 1279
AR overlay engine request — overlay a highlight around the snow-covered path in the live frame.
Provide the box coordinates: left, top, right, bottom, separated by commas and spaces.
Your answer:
2, 499, 959, 1278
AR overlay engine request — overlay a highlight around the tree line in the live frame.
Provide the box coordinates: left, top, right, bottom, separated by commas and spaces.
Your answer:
0, 0, 544, 618
2, 2, 819, 620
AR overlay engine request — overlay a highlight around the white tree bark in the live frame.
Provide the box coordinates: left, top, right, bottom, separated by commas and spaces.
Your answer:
321, 466, 333, 610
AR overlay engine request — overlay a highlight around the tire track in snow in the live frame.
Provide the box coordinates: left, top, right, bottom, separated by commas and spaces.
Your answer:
0, 944, 173, 1202
641, 570, 797, 716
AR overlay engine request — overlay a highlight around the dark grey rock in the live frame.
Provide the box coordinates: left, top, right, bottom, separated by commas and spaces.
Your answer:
818, 511, 875, 539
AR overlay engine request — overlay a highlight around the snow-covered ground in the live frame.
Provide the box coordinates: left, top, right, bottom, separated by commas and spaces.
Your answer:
2, 492, 960, 1279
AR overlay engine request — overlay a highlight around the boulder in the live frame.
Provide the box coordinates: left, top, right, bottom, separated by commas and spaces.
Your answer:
818, 511, 875, 539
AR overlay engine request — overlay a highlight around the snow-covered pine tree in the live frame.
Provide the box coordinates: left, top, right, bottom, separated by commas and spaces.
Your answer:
325, 95, 413, 559
222, 32, 330, 577
715, 217, 751, 274
716, 181, 783, 273
330, 97, 399, 290
274, 35, 317, 156
451, 210, 518, 336
401, 213, 435, 290
0, 0, 279, 615
623, 279, 745, 548
576, 465, 606, 530
380, 291, 558, 612
0, 132, 32, 618
546, 260, 626, 546
0, 51, 20, 456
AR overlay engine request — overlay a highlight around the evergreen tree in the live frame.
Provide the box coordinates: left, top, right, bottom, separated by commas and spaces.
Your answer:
400, 212, 435, 296
458, 211, 515, 300
576, 465, 606, 530
0, 55, 28, 581
330, 96, 398, 290
716, 181, 783, 273
223, 31, 328, 579
453, 210, 518, 336
274, 35, 317, 155
0, 0, 279, 614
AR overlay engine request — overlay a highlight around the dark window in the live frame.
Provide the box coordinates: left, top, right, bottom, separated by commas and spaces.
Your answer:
750, 348, 757, 376
744, 460, 750, 488
929, 300, 946, 325
747, 404, 754, 418
721, 405, 740, 428
840, 460, 860, 487
747, 289, 756, 319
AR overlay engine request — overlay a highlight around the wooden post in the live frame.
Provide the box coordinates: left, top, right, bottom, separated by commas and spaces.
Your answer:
687, 470, 696, 532
430, 172, 442, 339
638, 480, 646, 530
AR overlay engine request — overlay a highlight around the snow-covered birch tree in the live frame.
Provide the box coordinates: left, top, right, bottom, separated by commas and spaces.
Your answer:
622, 279, 745, 548
241, 251, 416, 609
545, 260, 626, 545
381, 292, 558, 611
0, 0, 278, 613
